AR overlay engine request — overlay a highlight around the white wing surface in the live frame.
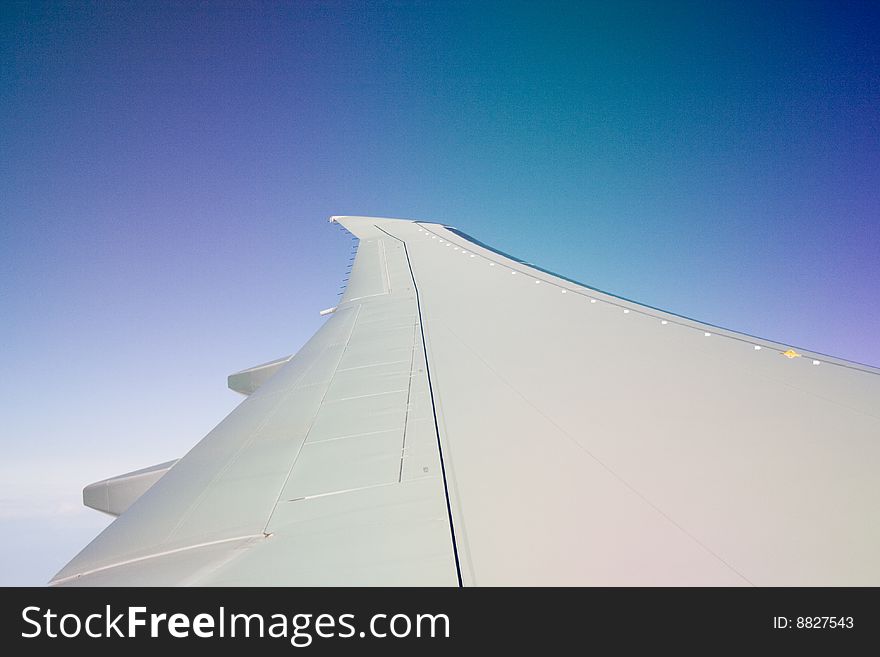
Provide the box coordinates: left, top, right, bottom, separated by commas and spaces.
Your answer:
53, 216, 880, 586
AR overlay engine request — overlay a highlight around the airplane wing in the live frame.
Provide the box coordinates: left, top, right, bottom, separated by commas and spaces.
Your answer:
53, 216, 880, 586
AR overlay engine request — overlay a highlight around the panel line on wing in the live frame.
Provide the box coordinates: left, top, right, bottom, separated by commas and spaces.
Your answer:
260, 304, 364, 534
50, 534, 264, 586
373, 224, 465, 588
399, 321, 420, 483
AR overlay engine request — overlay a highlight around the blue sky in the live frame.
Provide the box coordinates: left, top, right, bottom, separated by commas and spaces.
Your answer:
1, 1, 878, 585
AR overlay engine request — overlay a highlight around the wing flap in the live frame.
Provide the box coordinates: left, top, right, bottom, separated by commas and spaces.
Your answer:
53, 218, 458, 586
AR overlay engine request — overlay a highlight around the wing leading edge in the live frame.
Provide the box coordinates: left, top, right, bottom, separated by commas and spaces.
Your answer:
54, 216, 880, 585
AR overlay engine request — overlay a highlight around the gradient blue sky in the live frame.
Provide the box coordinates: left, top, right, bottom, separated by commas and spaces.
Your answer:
2, 1, 878, 585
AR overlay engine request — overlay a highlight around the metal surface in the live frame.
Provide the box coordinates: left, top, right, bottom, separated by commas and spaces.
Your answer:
54, 216, 880, 586
83, 460, 178, 517
227, 355, 292, 396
